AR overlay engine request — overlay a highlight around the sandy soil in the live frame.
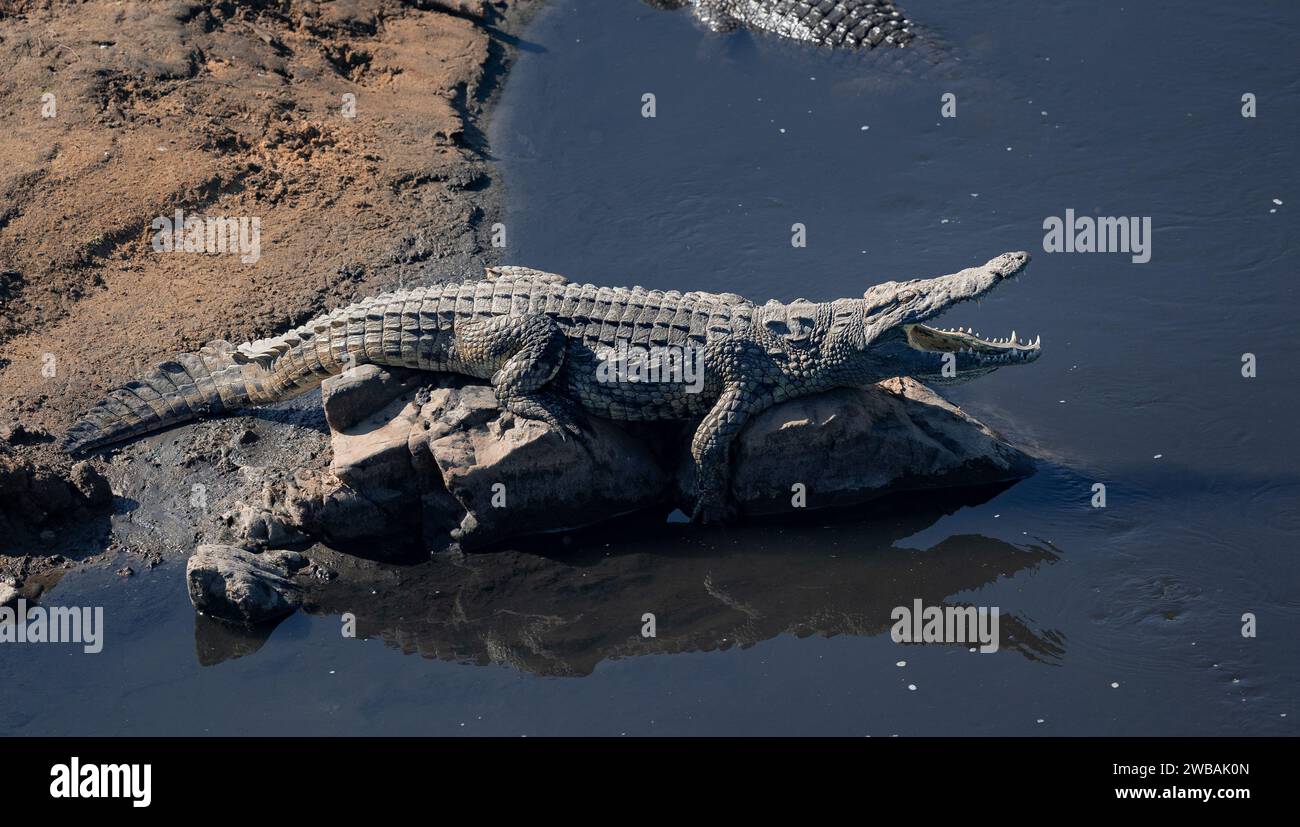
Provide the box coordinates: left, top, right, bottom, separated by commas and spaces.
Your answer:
0, 0, 538, 567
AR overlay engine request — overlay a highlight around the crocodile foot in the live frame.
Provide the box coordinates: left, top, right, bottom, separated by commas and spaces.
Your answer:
501, 391, 584, 441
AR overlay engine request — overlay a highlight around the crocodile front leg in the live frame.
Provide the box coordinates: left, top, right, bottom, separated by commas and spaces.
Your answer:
689, 380, 762, 524
457, 313, 582, 437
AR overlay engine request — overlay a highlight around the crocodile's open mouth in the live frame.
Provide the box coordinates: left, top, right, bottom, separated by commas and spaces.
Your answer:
905, 323, 1042, 364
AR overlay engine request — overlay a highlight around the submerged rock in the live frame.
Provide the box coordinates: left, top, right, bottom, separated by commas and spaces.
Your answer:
227, 367, 1032, 554
186, 544, 306, 625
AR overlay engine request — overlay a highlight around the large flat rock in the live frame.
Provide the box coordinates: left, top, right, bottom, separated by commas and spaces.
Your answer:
720, 377, 1034, 515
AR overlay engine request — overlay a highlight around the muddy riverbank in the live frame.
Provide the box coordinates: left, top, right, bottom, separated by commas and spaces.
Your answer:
0, 0, 540, 578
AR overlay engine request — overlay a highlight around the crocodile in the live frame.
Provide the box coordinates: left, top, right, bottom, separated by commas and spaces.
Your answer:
645, 0, 918, 49
63, 251, 1040, 523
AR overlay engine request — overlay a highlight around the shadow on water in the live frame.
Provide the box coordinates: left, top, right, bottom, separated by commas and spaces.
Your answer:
195, 482, 1065, 673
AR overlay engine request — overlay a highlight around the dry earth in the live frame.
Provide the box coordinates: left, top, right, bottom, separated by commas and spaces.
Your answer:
0, 0, 539, 572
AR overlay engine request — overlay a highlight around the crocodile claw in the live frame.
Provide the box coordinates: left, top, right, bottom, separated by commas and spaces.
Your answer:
547, 410, 584, 441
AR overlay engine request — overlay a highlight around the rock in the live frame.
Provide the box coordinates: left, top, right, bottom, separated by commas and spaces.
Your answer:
228, 502, 309, 548
321, 364, 428, 432
423, 0, 489, 19
222, 467, 416, 559
246, 379, 672, 555
244, 372, 1031, 555
330, 391, 423, 494
406, 383, 672, 549
186, 544, 307, 625
70, 461, 112, 506
0, 455, 112, 553
710, 378, 1034, 515
0, 582, 18, 608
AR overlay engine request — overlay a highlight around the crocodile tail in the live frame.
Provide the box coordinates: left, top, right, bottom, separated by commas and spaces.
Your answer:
62, 291, 433, 454
61, 340, 282, 454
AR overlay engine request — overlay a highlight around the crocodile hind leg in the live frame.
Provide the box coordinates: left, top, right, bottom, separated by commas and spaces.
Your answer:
457, 313, 582, 437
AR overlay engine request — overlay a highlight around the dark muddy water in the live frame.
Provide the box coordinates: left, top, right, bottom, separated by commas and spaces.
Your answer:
3, 0, 1297, 735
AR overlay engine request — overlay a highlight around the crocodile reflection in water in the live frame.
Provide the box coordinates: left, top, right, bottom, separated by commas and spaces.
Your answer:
195, 486, 1066, 672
